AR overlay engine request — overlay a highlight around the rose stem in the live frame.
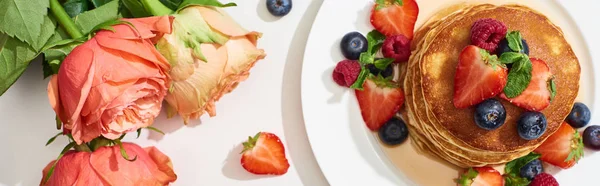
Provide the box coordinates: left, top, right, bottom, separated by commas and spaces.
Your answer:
142, 0, 174, 16
49, 0, 84, 39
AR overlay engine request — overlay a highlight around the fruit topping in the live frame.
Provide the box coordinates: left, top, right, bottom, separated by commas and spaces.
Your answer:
456, 167, 503, 186
382, 34, 411, 63
583, 125, 600, 150
370, 0, 419, 39
378, 117, 409, 146
241, 132, 290, 175
504, 153, 542, 185
341, 32, 369, 60
470, 18, 507, 52
453, 45, 507, 109
517, 112, 547, 140
266, 0, 292, 17
474, 99, 506, 130
530, 173, 559, 186
566, 102, 591, 128
332, 60, 362, 87
356, 78, 404, 131
367, 63, 394, 78
534, 122, 584, 169
497, 38, 530, 56
499, 58, 554, 111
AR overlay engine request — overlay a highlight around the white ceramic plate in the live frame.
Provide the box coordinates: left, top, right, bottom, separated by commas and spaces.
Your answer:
301, 0, 599, 185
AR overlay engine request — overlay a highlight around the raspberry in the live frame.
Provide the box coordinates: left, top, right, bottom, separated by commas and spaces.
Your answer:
470, 18, 507, 52
382, 35, 411, 63
530, 173, 559, 186
332, 60, 361, 87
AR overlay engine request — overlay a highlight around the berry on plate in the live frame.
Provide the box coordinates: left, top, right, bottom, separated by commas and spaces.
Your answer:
534, 122, 584, 169
370, 0, 419, 39
382, 34, 411, 63
517, 112, 547, 140
367, 63, 394, 78
500, 58, 554, 111
378, 117, 409, 146
474, 99, 506, 130
453, 45, 508, 109
341, 32, 369, 60
566, 102, 591, 128
470, 18, 507, 52
332, 60, 362, 87
456, 167, 503, 186
241, 132, 290, 175
530, 173, 559, 186
583, 125, 600, 150
356, 77, 404, 131
266, 0, 292, 17
519, 159, 543, 181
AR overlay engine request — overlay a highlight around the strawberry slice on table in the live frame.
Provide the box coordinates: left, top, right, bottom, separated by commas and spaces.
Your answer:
453, 45, 508, 109
534, 122, 584, 169
456, 167, 503, 186
370, 0, 419, 39
500, 58, 555, 111
356, 77, 405, 131
241, 132, 290, 175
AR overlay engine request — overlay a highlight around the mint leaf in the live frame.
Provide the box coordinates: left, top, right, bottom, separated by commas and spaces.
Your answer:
160, 0, 183, 10
506, 31, 523, 52
503, 57, 532, 98
548, 77, 556, 102
0, 34, 37, 96
374, 58, 395, 70
366, 30, 386, 55
63, 0, 90, 18
350, 67, 370, 90
500, 52, 524, 64
503, 153, 540, 186
455, 168, 477, 186
177, 0, 237, 11
359, 52, 374, 65
0, 0, 49, 46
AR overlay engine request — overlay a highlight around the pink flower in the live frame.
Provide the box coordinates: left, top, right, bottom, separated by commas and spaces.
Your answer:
40, 142, 177, 186
47, 16, 173, 144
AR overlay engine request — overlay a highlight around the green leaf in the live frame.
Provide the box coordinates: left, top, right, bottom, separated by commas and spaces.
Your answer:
503, 57, 532, 98
160, 0, 183, 10
75, 0, 121, 34
565, 131, 584, 162
503, 153, 540, 186
370, 73, 399, 88
43, 142, 75, 184
89, 19, 136, 34
146, 126, 165, 135
34, 16, 58, 51
45, 132, 63, 146
122, 0, 152, 17
63, 0, 90, 18
366, 30, 386, 55
374, 58, 395, 70
500, 52, 524, 64
548, 77, 556, 102
177, 0, 237, 11
349, 67, 370, 90
479, 48, 501, 67
42, 40, 81, 78
375, 0, 403, 10
359, 52, 374, 65
506, 31, 523, 52
455, 168, 477, 186
55, 115, 62, 130
0, 0, 49, 46
115, 139, 138, 161
504, 175, 530, 186
89, 0, 114, 8
0, 33, 38, 96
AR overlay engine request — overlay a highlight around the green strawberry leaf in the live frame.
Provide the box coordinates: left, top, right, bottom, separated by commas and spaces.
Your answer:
503, 57, 532, 98
374, 58, 395, 70
177, 0, 237, 11
0, 0, 49, 46
548, 77, 557, 102
0, 33, 38, 96
479, 48, 501, 67
506, 31, 523, 53
375, 0, 403, 10
503, 153, 540, 186
160, 0, 183, 10
370, 73, 398, 88
455, 168, 477, 186
350, 67, 370, 90
565, 131, 584, 162
63, 0, 90, 18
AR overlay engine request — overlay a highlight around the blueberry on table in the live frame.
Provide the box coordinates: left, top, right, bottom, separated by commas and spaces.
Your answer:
340, 32, 368, 60
474, 99, 506, 130
378, 117, 409, 146
566, 102, 591, 128
519, 159, 543, 180
266, 0, 292, 17
517, 112, 547, 140
583, 125, 600, 150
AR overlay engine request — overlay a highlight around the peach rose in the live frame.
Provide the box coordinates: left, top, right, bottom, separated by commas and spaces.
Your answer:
47, 16, 173, 144
40, 142, 177, 186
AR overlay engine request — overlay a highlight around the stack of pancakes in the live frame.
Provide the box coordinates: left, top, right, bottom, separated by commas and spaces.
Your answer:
400, 4, 581, 168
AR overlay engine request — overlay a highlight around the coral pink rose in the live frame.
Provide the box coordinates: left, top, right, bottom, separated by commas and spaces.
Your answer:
47, 16, 173, 144
40, 142, 177, 186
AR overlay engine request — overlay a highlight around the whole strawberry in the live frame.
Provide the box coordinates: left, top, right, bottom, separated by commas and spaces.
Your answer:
241, 132, 290, 175
530, 173, 559, 186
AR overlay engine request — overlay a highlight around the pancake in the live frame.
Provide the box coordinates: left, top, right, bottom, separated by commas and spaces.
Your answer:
402, 4, 581, 167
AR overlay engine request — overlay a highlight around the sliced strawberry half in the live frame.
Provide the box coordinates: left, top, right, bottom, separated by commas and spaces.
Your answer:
500, 58, 554, 111
241, 132, 290, 175
533, 122, 584, 169
453, 45, 508, 109
356, 78, 405, 131
456, 167, 503, 186
370, 0, 419, 39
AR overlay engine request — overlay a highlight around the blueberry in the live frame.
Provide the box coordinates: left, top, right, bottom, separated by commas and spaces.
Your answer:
474, 99, 506, 130
366, 64, 380, 75
583, 126, 600, 150
381, 65, 394, 78
340, 32, 368, 60
379, 118, 409, 146
266, 0, 292, 17
566, 102, 591, 128
496, 38, 530, 56
517, 112, 547, 140
519, 159, 543, 180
